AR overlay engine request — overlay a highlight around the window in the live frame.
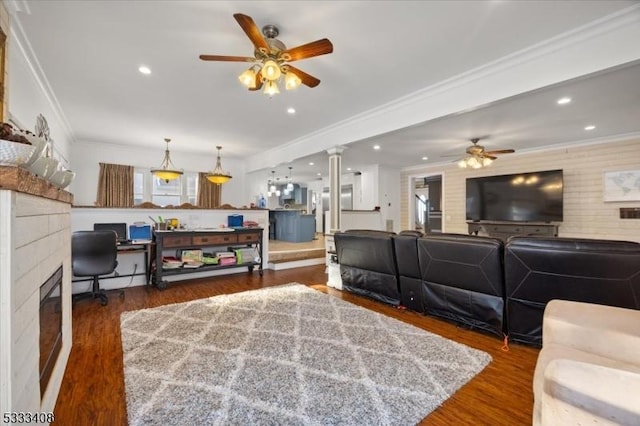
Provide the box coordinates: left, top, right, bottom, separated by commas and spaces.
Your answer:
134, 168, 198, 206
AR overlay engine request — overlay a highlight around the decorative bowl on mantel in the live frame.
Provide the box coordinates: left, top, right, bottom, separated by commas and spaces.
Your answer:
49, 169, 75, 189
0, 138, 36, 166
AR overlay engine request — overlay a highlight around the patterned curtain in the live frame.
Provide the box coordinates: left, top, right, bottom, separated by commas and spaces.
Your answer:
197, 172, 221, 208
96, 162, 134, 207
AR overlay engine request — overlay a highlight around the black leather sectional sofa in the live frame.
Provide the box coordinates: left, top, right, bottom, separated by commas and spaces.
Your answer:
334, 231, 640, 346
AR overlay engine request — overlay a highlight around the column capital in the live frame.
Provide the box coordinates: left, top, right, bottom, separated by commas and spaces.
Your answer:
326, 146, 346, 156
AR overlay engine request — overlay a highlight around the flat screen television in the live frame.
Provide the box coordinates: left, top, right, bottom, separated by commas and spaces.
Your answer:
466, 169, 563, 222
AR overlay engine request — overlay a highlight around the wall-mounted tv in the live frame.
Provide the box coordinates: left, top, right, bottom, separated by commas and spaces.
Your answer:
466, 169, 563, 222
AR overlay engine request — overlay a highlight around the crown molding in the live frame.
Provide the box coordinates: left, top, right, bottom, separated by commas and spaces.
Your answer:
8, 2, 75, 141
246, 4, 640, 172
5, 0, 30, 15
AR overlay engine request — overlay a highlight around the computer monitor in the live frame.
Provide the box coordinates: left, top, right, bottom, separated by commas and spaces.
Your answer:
93, 223, 128, 243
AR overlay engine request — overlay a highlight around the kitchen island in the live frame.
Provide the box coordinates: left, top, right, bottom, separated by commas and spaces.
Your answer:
270, 209, 316, 242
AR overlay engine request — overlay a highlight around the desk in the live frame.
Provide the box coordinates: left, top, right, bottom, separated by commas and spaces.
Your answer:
71, 242, 153, 285
117, 242, 153, 284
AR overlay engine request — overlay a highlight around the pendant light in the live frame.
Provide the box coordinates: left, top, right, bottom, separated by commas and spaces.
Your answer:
151, 138, 183, 183
206, 146, 232, 185
286, 166, 294, 191
267, 170, 276, 196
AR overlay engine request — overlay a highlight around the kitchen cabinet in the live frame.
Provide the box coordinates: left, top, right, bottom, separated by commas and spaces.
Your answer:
270, 210, 315, 242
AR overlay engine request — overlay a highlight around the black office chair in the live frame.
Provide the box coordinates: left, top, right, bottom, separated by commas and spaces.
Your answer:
72, 230, 122, 306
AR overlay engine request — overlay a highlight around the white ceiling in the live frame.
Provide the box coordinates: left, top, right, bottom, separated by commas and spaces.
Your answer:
10, 0, 640, 183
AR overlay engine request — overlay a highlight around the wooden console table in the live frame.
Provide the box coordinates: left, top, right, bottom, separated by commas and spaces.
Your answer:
467, 222, 559, 241
152, 228, 263, 289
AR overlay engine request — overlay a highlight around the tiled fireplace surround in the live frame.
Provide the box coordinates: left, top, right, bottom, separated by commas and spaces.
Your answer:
0, 189, 72, 419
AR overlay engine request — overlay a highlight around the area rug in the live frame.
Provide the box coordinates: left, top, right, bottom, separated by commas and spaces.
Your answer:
120, 284, 491, 425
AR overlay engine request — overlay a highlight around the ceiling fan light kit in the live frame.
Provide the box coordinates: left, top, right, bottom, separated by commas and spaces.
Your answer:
206, 145, 232, 185
200, 13, 333, 97
457, 138, 514, 169
150, 138, 183, 182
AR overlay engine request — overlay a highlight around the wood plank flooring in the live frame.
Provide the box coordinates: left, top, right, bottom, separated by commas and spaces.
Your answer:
53, 265, 538, 425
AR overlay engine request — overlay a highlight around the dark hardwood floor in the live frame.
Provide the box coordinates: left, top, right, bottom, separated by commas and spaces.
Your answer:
54, 265, 538, 425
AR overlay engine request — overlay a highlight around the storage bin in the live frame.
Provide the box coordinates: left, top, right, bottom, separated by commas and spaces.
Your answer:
227, 214, 243, 227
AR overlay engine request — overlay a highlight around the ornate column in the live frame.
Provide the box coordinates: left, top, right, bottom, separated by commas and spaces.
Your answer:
327, 146, 345, 233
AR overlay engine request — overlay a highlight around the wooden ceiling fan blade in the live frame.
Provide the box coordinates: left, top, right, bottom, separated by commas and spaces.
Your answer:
281, 39, 333, 61
485, 149, 515, 155
199, 54, 255, 62
484, 155, 498, 160
285, 65, 320, 87
233, 13, 269, 51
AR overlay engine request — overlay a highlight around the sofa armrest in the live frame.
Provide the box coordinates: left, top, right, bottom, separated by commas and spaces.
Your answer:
540, 359, 640, 425
543, 300, 640, 365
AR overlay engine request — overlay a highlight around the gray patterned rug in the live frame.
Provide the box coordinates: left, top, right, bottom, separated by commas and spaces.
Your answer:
120, 284, 491, 425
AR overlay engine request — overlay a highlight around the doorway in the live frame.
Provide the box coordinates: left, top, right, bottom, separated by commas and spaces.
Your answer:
408, 173, 443, 234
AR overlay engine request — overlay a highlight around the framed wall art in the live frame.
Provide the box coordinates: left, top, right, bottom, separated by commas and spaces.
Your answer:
603, 170, 640, 202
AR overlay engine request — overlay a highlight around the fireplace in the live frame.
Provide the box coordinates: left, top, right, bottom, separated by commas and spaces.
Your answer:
39, 265, 63, 398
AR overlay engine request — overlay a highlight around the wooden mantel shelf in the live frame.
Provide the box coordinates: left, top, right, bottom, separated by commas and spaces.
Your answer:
0, 166, 73, 204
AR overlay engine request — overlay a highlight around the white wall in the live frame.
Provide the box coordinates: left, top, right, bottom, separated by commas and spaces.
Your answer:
7, 28, 73, 167
69, 140, 247, 207
379, 165, 401, 232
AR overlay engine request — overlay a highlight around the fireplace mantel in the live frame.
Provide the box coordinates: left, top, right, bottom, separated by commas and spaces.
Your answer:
0, 175, 72, 419
0, 166, 73, 204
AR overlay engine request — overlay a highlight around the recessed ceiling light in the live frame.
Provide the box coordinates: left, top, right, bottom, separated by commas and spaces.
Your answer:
317, 172, 321, 176
138, 65, 151, 75
556, 97, 571, 105
346, 167, 352, 171
584, 125, 596, 131
373, 145, 381, 150
287, 107, 296, 114
422, 156, 428, 160
308, 162, 314, 166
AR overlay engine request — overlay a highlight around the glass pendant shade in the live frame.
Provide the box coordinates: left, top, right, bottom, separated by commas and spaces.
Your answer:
261, 59, 281, 81
269, 184, 276, 192
238, 67, 257, 88
285, 71, 301, 90
206, 146, 232, 185
275, 190, 281, 197
263, 80, 280, 96
287, 182, 294, 191
151, 138, 183, 182
458, 155, 495, 169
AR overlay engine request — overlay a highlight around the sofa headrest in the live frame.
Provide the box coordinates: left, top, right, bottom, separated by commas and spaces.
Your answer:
421, 233, 503, 247
398, 230, 423, 237
507, 236, 640, 253
343, 229, 396, 236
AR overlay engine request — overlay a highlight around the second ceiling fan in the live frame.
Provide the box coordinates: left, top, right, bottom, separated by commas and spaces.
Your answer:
458, 138, 515, 168
199, 13, 333, 96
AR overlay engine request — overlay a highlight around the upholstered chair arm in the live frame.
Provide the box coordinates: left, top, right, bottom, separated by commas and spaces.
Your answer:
542, 300, 640, 365
540, 359, 640, 426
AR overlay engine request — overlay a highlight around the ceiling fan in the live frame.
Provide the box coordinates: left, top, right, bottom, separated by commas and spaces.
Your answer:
199, 13, 333, 96
457, 138, 515, 168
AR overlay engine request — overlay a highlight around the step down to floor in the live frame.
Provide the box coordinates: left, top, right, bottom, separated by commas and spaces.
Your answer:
267, 247, 326, 270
